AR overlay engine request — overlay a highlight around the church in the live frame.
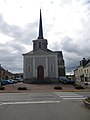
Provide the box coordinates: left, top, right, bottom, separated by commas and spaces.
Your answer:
23, 9, 65, 83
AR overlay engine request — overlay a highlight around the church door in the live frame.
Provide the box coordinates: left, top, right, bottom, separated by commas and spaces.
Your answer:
37, 65, 44, 79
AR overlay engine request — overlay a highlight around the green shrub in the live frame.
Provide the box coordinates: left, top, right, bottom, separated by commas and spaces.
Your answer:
54, 86, 62, 90
75, 85, 84, 89
0, 86, 5, 90
18, 87, 27, 90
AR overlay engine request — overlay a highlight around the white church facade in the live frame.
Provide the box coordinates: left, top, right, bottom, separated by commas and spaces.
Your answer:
23, 10, 65, 83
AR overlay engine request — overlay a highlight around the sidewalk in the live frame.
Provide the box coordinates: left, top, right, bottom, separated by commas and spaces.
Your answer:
0, 82, 90, 93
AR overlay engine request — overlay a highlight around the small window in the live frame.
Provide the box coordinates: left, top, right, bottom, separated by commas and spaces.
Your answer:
51, 64, 54, 72
51, 65, 53, 72
27, 65, 31, 72
39, 42, 41, 48
84, 70, 86, 74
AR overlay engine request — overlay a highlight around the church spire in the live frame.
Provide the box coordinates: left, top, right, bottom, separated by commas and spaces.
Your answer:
38, 9, 44, 39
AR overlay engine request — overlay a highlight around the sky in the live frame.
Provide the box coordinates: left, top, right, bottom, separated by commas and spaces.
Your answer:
0, 0, 90, 74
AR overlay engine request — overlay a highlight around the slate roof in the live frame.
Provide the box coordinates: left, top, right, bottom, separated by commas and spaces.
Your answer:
0, 64, 5, 71
84, 61, 90, 67
22, 49, 58, 56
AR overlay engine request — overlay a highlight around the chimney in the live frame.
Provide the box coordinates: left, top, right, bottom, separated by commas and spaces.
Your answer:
82, 58, 86, 66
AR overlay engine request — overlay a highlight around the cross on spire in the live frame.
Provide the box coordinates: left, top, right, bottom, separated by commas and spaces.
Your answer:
38, 9, 44, 39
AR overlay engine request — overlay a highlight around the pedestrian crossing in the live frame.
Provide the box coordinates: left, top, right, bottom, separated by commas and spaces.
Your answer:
54, 92, 86, 100
0, 92, 87, 104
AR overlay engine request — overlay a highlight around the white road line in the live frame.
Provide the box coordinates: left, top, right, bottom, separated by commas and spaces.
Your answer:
60, 95, 86, 100
0, 101, 60, 105
62, 97, 86, 100
60, 95, 83, 97
54, 92, 86, 100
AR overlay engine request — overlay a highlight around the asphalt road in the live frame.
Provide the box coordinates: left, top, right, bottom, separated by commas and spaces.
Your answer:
0, 92, 90, 120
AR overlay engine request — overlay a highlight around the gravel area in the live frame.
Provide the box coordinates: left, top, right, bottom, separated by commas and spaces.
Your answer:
0, 82, 90, 93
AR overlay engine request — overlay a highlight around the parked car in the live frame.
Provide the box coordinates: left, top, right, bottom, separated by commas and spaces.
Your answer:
15, 78, 23, 82
84, 82, 90, 85
1, 80, 14, 85
59, 76, 75, 84
9, 79, 17, 83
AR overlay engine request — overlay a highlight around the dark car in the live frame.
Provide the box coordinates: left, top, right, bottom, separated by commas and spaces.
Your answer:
15, 78, 23, 82
59, 77, 75, 84
1, 80, 14, 85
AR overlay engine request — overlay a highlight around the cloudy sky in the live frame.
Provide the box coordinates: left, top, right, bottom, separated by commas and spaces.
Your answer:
0, 0, 90, 74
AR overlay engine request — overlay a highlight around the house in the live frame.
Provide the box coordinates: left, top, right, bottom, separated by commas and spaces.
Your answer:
0, 64, 13, 81
13, 73, 23, 79
74, 58, 90, 82
23, 9, 65, 83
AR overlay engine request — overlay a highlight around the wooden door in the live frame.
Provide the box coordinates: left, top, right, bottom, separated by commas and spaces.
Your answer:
37, 65, 44, 79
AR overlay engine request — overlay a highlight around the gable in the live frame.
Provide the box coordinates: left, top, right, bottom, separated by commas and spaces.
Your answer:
33, 49, 56, 55
23, 49, 57, 56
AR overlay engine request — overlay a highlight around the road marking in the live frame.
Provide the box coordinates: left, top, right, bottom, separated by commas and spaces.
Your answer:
60, 95, 83, 97
54, 92, 86, 100
0, 101, 60, 105
62, 97, 86, 100
60, 95, 86, 100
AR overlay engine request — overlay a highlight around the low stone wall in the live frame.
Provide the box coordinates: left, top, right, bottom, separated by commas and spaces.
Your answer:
23, 78, 59, 84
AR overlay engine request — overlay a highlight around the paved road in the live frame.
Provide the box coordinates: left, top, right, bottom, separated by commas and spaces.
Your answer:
0, 92, 90, 120
0, 92, 89, 102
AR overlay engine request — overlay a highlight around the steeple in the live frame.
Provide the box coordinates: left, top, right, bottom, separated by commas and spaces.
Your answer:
33, 9, 48, 52
38, 9, 44, 39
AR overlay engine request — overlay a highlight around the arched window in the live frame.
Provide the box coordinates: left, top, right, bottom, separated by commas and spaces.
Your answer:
39, 42, 41, 48
27, 65, 31, 72
51, 64, 54, 72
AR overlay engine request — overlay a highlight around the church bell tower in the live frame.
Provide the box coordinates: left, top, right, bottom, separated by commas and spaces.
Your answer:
33, 9, 48, 52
